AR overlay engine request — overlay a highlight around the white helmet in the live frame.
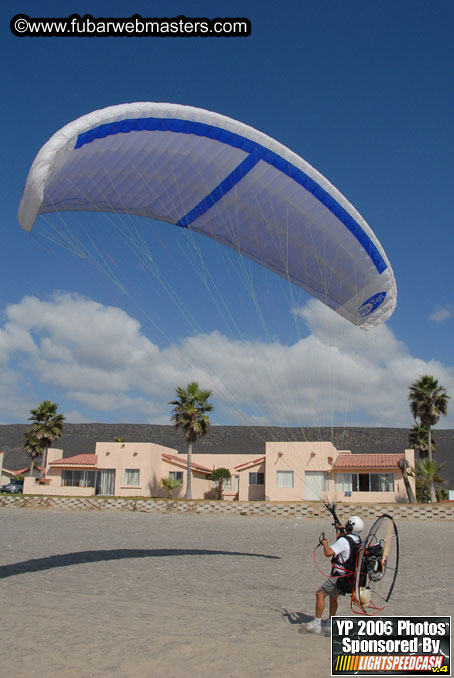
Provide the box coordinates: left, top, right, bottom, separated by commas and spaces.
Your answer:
346, 515, 364, 534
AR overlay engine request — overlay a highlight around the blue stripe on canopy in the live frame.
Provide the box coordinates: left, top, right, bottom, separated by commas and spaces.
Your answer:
177, 147, 265, 228
75, 118, 387, 274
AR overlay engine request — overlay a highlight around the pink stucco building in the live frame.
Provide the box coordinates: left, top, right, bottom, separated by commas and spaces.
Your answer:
23, 440, 415, 503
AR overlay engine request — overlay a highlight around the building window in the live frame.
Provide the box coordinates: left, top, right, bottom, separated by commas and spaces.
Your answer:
369, 474, 380, 491
124, 469, 140, 485
336, 472, 394, 493
249, 472, 264, 485
62, 470, 96, 487
335, 473, 353, 493
357, 474, 369, 491
234, 476, 239, 492
224, 476, 231, 491
169, 471, 183, 482
276, 470, 294, 488
378, 473, 394, 492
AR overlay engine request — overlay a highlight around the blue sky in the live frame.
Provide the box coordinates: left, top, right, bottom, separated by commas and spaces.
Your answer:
1, 0, 454, 428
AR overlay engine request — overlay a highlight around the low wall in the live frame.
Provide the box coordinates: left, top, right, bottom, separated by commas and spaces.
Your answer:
0, 494, 453, 519
23, 477, 95, 496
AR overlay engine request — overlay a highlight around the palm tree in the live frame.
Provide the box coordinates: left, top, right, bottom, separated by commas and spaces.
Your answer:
397, 457, 416, 503
169, 382, 214, 499
408, 423, 435, 462
23, 429, 44, 476
413, 460, 445, 503
408, 375, 449, 502
28, 400, 65, 478
161, 476, 182, 498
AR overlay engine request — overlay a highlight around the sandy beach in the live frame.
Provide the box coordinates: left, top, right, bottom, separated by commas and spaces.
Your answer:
0, 508, 452, 678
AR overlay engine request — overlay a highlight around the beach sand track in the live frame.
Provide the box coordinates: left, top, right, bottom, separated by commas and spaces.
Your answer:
0, 508, 452, 678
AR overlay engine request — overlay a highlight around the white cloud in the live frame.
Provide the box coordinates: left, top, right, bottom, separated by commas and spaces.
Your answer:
61, 409, 87, 424
430, 304, 454, 323
1, 292, 454, 427
0, 365, 36, 423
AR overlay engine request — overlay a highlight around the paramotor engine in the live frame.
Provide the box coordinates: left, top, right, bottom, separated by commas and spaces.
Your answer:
353, 514, 399, 616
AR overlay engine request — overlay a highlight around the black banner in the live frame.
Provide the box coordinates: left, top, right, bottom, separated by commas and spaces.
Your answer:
332, 617, 451, 675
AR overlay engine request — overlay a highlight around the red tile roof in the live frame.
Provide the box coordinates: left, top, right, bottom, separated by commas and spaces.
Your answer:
3, 465, 42, 475
49, 454, 98, 467
162, 453, 212, 474
333, 453, 404, 469
234, 456, 266, 470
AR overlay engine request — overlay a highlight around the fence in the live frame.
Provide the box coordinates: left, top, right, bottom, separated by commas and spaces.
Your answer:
1, 494, 453, 519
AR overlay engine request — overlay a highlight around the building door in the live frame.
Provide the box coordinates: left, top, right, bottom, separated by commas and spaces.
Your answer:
305, 471, 328, 500
234, 475, 239, 499
96, 469, 116, 495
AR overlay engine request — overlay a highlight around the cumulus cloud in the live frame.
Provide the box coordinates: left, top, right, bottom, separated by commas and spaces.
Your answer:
430, 304, 454, 323
1, 292, 453, 427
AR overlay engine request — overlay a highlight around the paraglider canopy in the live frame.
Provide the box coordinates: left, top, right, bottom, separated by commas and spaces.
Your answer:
18, 102, 396, 329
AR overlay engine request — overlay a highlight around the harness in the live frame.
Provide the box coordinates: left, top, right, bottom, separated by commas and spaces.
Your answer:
331, 535, 360, 594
